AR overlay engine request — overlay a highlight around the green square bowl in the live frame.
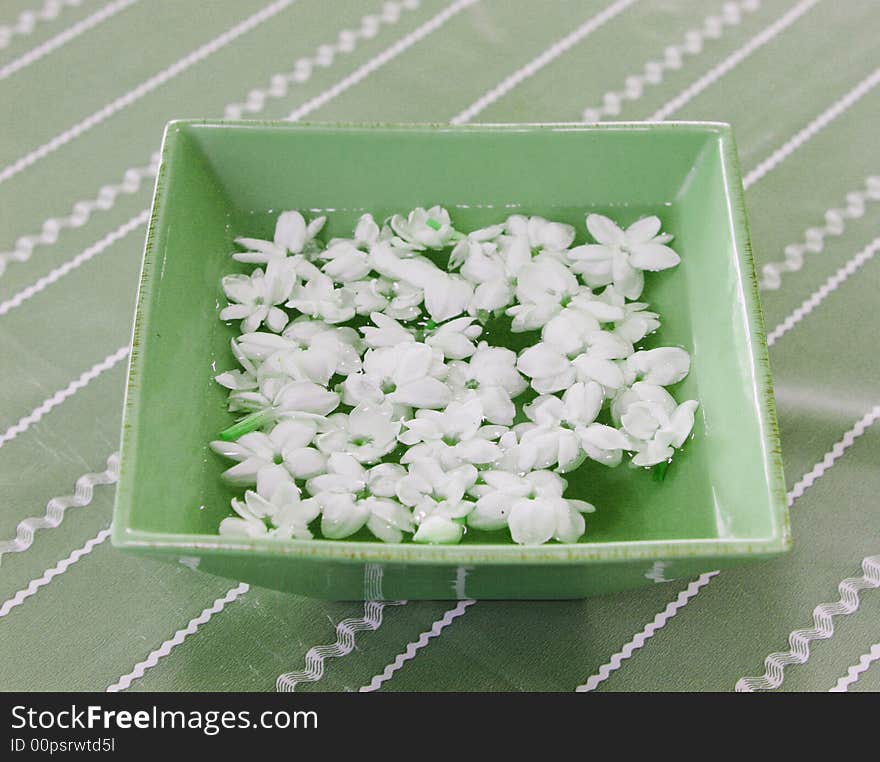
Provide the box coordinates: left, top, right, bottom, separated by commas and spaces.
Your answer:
112, 120, 789, 600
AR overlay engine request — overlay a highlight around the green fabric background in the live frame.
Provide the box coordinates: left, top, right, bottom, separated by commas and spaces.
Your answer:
1, 0, 878, 692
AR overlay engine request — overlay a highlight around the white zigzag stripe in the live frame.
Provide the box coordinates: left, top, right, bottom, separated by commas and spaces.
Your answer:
651, 0, 820, 121
575, 573, 719, 692
0, 0, 82, 50
359, 599, 476, 692
0, 527, 111, 618
450, 0, 639, 125
736, 555, 880, 692
276, 565, 405, 691
0, 0, 429, 281
766, 235, 880, 347
0, 155, 159, 277
829, 641, 880, 692
225, 0, 420, 119
760, 175, 880, 291
287, 0, 479, 122
743, 66, 880, 189
582, 0, 761, 122
0, 345, 129, 450
785, 405, 880, 505
106, 583, 251, 692
0, 0, 295, 186
575, 406, 880, 691
0, 210, 150, 317
0, 452, 119, 565
0, 0, 139, 81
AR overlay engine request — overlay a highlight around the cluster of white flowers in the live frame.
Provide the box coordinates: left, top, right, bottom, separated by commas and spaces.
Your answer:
211, 207, 698, 546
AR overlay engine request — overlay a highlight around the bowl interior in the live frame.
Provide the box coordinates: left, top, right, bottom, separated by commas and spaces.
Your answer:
116, 122, 785, 552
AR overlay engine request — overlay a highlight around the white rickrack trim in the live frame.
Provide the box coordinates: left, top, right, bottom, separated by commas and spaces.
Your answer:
106, 583, 251, 692
829, 641, 880, 692
0, 452, 119, 565
0, 527, 111, 618
0, 209, 150, 317
0, 154, 158, 277
582, 0, 761, 122
0, 0, 296, 186
287, 0, 479, 122
0, 0, 139, 81
651, 0, 820, 121
359, 599, 476, 691
0, 0, 83, 50
450, 0, 639, 125
575, 406, 880, 692
743, 66, 880, 189
276, 565, 405, 691
0, 345, 130, 451
736, 555, 880, 692
760, 175, 880, 290
224, 0, 421, 119
766, 235, 880, 347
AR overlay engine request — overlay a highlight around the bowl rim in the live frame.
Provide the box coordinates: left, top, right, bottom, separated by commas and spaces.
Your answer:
112, 119, 790, 566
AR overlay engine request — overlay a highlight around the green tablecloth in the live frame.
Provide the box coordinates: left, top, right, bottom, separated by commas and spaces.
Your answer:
1, 0, 878, 693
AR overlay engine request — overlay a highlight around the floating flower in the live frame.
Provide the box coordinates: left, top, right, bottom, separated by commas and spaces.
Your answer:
286, 273, 356, 324
506, 259, 580, 331
569, 214, 680, 299
219, 480, 320, 540
505, 214, 575, 255
397, 458, 477, 544
316, 402, 402, 463
398, 399, 502, 467
445, 342, 526, 425
220, 259, 297, 333
389, 205, 458, 250
320, 213, 380, 283
233, 210, 326, 264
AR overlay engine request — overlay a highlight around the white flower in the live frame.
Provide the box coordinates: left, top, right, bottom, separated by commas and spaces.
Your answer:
612, 382, 698, 466
233, 210, 325, 263
342, 341, 450, 410
505, 214, 575, 254
211, 419, 325, 485
577, 422, 632, 467
513, 382, 605, 471
424, 316, 484, 360
506, 260, 580, 331
320, 213, 380, 282
592, 285, 660, 344
317, 403, 401, 463
397, 458, 477, 544
219, 480, 320, 540
278, 318, 363, 374
389, 205, 458, 250
569, 215, 680, 299
445, 342, 527, 425
220, 259, 297, 332
540, 289, 626, 356
468, 469, 593, 544
360, 312, 415, 348
287, 273, 356, 324
451, 236, 529, 313
624, 347, 690, 387
305, 453, 412, 542
398, 399, 502, 467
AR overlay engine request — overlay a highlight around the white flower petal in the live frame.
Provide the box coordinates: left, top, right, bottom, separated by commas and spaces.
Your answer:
508, 498, 556, 545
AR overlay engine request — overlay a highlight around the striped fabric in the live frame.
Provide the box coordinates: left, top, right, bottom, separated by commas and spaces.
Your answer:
0, 0, 878, 692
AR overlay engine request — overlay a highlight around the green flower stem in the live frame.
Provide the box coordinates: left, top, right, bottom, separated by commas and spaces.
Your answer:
218, 408, 276, 441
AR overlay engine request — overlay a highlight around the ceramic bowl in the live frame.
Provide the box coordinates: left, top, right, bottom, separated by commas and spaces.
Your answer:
111, 121, 789, 599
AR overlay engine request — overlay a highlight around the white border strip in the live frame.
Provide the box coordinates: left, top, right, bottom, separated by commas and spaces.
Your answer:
450, 0, 640, 125
760, 175, 880, 291
106, 583, 251, 692
0, 452, 119, 565
829, 641, 880, 692
744, 66, 880, 189
575, 406, 880, 691
0, 0, 83, 50
359, 599, 476, 691
0, 345, 129, 451
0, 0, 296, 185
582, 0, 761, 122
0, 0, 138, 81
651, 0, 820, 120
0, 527, 110, 618
766, 235, 880, 346
737, 554, 880, 691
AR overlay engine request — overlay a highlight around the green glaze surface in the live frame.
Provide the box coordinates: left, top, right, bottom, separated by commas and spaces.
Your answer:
112, 121, 788, 599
